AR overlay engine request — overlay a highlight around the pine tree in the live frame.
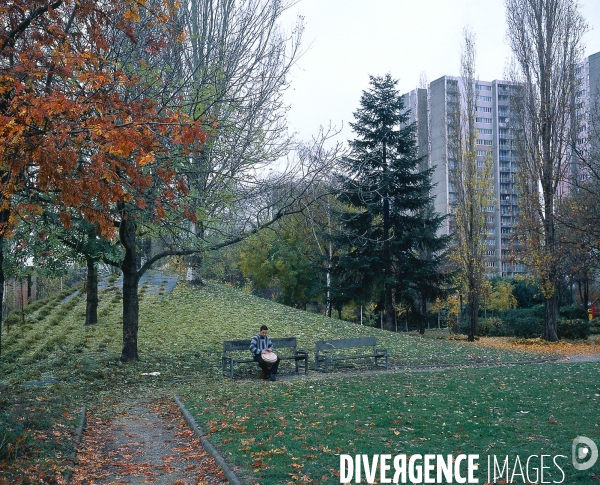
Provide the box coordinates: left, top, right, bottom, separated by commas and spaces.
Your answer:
335, 74, 448, 331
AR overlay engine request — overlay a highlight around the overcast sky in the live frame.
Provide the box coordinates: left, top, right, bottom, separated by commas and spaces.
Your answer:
280, 0, 600, 144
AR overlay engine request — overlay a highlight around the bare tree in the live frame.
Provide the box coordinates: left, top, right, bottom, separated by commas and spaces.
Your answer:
176, 0, 304, 284
505, 0, 587, 340
448, 28, 494, 342
294, 128, 346, 317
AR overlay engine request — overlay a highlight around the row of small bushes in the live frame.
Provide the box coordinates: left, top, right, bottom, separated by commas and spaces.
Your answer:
463, 305, 592, 339
477, 316, 590, 339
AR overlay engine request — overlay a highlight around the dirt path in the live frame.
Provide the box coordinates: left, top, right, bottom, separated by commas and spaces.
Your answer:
71, 397, 228, 485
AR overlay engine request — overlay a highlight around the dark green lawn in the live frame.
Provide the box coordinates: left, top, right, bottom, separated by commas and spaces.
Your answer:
180, 361, 600, 484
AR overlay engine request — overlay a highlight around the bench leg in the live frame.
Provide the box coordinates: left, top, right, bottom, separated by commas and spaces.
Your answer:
374, 355, 389, 370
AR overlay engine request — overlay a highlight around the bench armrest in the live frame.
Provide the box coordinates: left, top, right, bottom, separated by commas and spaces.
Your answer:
296, 349, 308, 355
376, 348, 388, 355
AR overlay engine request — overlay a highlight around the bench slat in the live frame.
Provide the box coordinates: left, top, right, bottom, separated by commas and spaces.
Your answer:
315, 337, 376, 351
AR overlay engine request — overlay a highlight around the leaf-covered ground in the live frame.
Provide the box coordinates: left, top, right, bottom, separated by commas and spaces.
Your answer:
180, 362, 600, 484
71, 397, 227, 484
473, 336, 600, 355
1, 279, 598, 484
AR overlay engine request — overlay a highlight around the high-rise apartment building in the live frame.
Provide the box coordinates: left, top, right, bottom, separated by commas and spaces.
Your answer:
402, 52, 600, 278
403, 76, 524, 277
573, 52, 600, 181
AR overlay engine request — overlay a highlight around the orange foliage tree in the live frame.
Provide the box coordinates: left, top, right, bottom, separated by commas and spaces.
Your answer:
1, 0, 205, 361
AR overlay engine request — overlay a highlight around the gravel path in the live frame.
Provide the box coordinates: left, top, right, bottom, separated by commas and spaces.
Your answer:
71, 397, 228, 485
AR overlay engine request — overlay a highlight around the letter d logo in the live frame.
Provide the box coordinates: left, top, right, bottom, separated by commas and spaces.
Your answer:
572, 436, 598, 471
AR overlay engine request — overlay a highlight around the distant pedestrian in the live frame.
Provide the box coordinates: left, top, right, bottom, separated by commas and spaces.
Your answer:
249, 325, 280, 381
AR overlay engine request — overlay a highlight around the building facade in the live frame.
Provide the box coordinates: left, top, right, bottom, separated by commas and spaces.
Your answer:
402, 53, 600, 278
403, 76, 525, 277
573, 52, 600, 181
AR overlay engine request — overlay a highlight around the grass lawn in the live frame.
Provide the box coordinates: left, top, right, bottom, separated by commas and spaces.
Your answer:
1, 280, 599, 484
180, 362, 600, 484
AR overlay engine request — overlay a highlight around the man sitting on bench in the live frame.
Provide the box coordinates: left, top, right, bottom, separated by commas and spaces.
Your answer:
249, 325, 280, 381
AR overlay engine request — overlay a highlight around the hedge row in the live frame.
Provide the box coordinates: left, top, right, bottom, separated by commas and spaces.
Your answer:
475, 316, 590, 339
460, 305, 592, 339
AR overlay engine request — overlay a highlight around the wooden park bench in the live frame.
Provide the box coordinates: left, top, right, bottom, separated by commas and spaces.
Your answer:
314, 337, 389, 372
221, 337, 309, 378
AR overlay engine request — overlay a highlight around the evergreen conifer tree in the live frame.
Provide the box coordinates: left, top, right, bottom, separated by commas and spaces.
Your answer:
334, 74, 448, 331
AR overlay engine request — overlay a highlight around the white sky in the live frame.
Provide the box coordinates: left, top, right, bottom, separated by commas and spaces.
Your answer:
281, 0, 600, 143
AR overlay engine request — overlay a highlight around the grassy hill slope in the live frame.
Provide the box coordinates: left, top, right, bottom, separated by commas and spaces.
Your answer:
0, 279, 588, 484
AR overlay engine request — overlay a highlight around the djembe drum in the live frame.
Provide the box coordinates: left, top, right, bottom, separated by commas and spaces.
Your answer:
262, 350, 278, 365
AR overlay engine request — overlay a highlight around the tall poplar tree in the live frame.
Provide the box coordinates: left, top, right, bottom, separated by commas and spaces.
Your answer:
336, 74, 447, 331
448, 29, 495, 342
505, 0, 587, 341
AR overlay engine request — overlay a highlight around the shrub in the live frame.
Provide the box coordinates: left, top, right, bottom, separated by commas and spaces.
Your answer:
500, 309, 543, 337
478, 317, 505, 336
559, 305, 588, 320
557, 319, 590, 340
510, 316, 543, 337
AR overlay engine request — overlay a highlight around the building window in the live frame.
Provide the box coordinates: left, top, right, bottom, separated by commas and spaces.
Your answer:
476, 117, 492, 124
477, 106, 492, 113
477, 139, 493, 146
486, 239, 495, 245
486, 250, 495, 256
476, 84, 492, 91
477, 95, 492, 102
479, 128, 493, 135
485, 261, 496, 267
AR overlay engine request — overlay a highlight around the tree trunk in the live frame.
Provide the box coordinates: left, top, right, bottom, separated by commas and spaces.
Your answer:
468, 289, 479, 342
120, 215, 140, 362
578, 279, 589, 311
383, 194, 395, 331
85, 256, 98, 326
385, 285, 395, 331
186, 252, 204, 285
325, 205, 333, 318
325, 265, 332, 318
542, 291, 559, 341
419, 297, 427, 335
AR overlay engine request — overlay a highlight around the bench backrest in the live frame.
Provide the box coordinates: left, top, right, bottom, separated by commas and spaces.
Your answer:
223, 337, 298, 354
315, 337, 377, 352
223, 340, 251, 352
